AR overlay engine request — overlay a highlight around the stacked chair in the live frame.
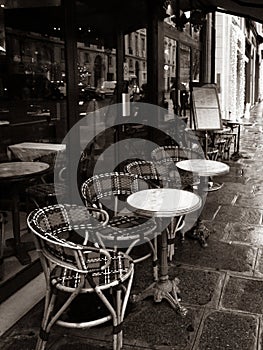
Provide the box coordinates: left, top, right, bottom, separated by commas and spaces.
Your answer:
27, 203, 134, 350
26, 152, 67, 209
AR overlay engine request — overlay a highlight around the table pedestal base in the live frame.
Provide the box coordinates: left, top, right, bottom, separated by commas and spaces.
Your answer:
206, 181, 223, 192
194, 180, 224, 193
186, 220, 210, 248
230, 152, 249, 161
132, 277, 188, 317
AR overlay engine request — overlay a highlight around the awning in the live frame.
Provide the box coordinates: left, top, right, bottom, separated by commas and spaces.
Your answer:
3, 0, 263, 43
178, 0, 263, 24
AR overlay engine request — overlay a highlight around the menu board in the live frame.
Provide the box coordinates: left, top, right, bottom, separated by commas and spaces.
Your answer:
192, 84, 222, 130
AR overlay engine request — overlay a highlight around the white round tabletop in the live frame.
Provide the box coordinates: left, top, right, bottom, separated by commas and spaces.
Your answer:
0, 162, 50, 181
127, 188, 202, 218
176, 159, 229, 177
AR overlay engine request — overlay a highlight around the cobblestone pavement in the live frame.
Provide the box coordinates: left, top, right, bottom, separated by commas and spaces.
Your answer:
1, 103, 263, 350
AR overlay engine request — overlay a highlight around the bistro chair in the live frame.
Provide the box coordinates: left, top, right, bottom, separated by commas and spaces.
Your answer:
26, 152, 67, 208
126, 160, 185, 260
27, 203, 134, 350
206, 148, 219, 160
125, 159, 176, 188
151, 146, 203, 246
151, 145, 201, 191
81, 172, 158, 280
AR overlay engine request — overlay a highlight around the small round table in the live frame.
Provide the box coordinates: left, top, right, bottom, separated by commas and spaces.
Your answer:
127, 188, 202, 315
176, 159, 229, 191
176, 159, 230, 246
0, 162, 50, 268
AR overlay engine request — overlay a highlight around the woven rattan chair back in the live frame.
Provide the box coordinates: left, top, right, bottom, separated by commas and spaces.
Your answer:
151, 146, 199, 191
151, 145, 201, 163
81, 171, 146, 215
125, 160, 174, 188
206, 148, 219, 160
81, 172, 158, 278
27, 203, 134, 350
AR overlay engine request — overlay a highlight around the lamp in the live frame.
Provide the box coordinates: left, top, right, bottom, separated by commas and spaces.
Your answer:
171, 9, 207, 32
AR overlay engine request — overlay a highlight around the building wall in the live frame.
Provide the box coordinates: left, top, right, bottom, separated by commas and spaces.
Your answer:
124, 28, 147, 86
215, 13, 246, 120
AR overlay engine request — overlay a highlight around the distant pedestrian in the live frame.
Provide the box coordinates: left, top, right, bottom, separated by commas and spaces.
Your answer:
180, 88, 189, 116
170, 82, 177, 114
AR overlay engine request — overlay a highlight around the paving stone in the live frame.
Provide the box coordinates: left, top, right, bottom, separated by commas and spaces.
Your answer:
215, 174, 249, 184
217, 182, 254, 194
254, 249, 263, 277
196, 310, 257, 350
253, 184, 263, 195
221, 275, 263, 314
52, 337, 112, 350
205, 190, 237, 205
131, 258, 154, 294
169, 267, 223, 307
225, 223, 263, 246
214, 205, 262, 225
200, 202, 220, 220
235, 193, 263, 208
123, 301, 202, 350
0, 336, 37, 350
175, 240, 255, 274
196, 220, 228, 241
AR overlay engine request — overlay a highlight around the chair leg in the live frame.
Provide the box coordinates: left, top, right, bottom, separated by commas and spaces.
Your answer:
36, 280, 84, 350
93, 267, 134, 350
116, 268, 134, 350
116, 289, 122, 350
152, 236, 158, 281
35, 290, 57, 350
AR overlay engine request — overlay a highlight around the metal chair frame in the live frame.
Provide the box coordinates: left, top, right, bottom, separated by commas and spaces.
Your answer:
27, 203, 134, 350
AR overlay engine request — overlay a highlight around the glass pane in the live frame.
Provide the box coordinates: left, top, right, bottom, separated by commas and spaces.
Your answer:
124, 29, 147, 102
0, 6, 68, 146
179, 44, 190, 118
192, 48, 200, 82
164, 36, 177, 114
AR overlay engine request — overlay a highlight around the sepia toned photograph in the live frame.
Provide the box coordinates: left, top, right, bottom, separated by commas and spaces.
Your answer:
0, 1, 263, 349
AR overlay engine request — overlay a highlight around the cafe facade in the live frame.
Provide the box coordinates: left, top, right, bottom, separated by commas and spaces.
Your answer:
0, 0, 263, 300
0, 1, 262, 148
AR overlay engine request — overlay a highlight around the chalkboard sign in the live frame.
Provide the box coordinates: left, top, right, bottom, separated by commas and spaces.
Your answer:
192, 84, 222, 130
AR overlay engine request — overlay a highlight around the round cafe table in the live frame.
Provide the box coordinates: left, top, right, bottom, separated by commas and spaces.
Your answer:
127, 188, 202, 315
176, 159, 229, 177
176, 159, 229, 191
176, 159, 230, 246
0, 162, 49, 268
